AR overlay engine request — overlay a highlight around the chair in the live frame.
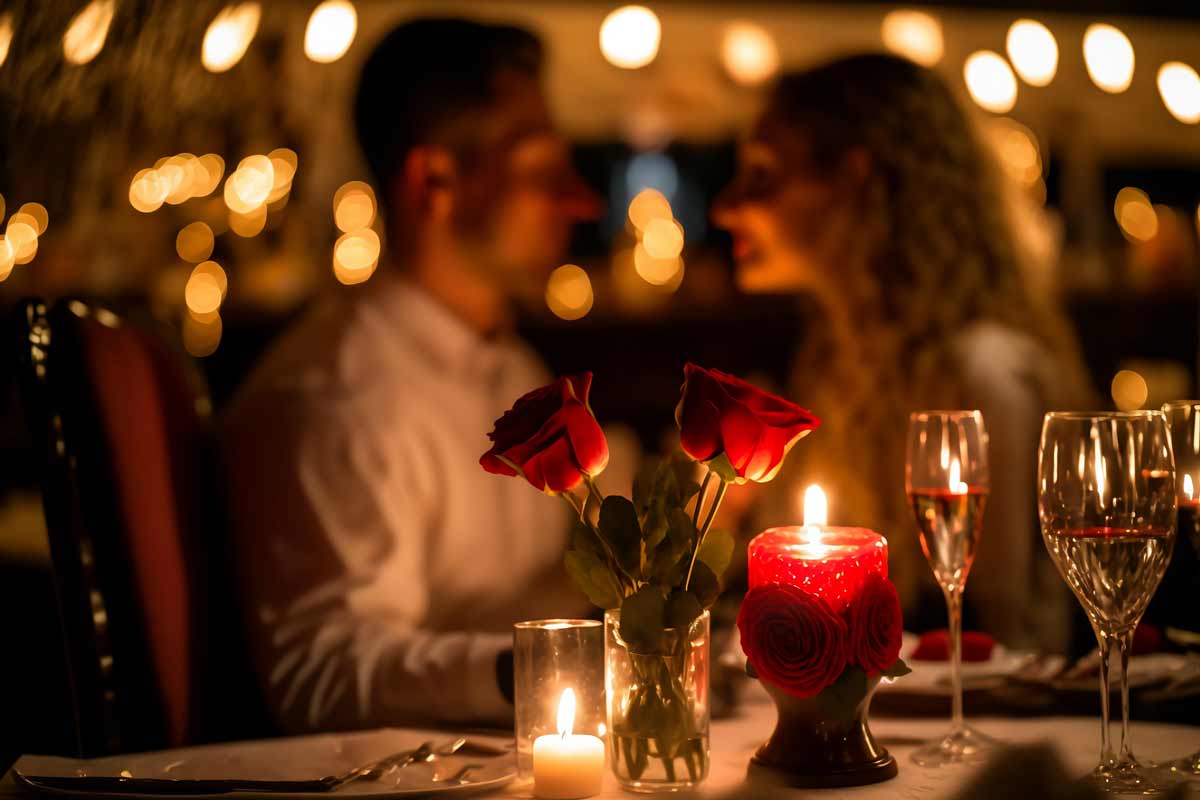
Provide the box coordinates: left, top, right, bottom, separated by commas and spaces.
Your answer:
14, 299, 266, 756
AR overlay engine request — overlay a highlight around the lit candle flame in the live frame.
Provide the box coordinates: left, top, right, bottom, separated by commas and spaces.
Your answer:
556, 688, 576, 739
949, 459, 968, 495
1185, 474, 1194, 502
803, 484, 827, 527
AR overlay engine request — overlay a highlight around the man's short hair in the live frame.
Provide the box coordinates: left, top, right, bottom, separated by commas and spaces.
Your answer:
354, 17, 544, 189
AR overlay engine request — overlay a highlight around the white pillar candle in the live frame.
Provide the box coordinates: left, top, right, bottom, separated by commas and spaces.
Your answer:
533, 689, 604, 799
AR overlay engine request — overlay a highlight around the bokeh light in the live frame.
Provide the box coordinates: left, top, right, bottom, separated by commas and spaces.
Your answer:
334, 181, 376, 232
203, 2, 261, 73
333, 229, 380, 284
880, 10, 944, 68
633, 244, 683, 286
599, 5, 661, 70
721, 21, 778, 87
1006, 19, 1058, 87
183, 311, 223, 357
229, 204, 268, 237
0, 13, 14, 70
1114, 187, 1158, 242
641, 217, 684, 259
63, 0, 115, 66
0, 194, 5, 220
6, 220, 37, 265
305, 0, 357, 64
224, 155, 274, 214
195, 154, 225, 197
1111, 369, 1148, 411
987, 118, 1042, 186
176, 222, 215, 263
627, 188, 672, 232
963, 50, 1018, 113
1157, 62, 1200, 124
17, 203, 49, 236
545, 264, 594, 320
130, 168, 168, 213
186, 261, 227, 315
1083, 23, 1134, 94
267, 148, 298, 202
0, 237, 13, 281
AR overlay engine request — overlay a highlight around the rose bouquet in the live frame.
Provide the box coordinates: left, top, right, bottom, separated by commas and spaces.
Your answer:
482, 363, 818, 787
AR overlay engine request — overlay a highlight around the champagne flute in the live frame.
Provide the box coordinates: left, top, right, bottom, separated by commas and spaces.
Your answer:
906, 410, 997, 766
1162, 401, 1200, 780
1038, 411, 1176, 794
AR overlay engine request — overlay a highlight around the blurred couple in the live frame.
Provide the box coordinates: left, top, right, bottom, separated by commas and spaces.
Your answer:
222, 17, 1093, 733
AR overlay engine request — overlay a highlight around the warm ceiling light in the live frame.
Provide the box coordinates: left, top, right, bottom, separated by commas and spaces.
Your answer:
202, 2, 261, 73
63, 0, 115, 66
304, 0, 357, 64
599, 5, 660, 70
880, 10, 943, 68
0, 13, 14, 70
963, 51, 1018, 113
1157, 62, 1200, 124
1006, 19, 1058, 87
1083, 23, 1134, 93
545, 264, 594, 320
721, 21, 778, 87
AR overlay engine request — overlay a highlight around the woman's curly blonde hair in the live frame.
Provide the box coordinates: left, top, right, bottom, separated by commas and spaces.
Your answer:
759, 54, 1094, 608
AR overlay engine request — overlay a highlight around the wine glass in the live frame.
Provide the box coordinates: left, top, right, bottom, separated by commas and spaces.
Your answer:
1038, 411, 1176, 794
906, 410, 997, 766
1162, 401, 1200, 780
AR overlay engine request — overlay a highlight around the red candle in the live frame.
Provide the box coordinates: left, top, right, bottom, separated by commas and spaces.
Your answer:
747, 486, 888, 613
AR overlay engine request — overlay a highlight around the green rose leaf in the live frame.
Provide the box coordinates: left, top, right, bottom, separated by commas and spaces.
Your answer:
643, 508, 669, 551
665, 590, 703, 631
632, 460, 659, 517
600, 495, 643, 577
563, 549, 623, 610
620, 586, 666, 654
705, 452, 743, 484
881, 658, 912, 680
569, 520, 604, 561
697, 529, 735, 585
816, 666, 868, 722
688, 561, 721, 608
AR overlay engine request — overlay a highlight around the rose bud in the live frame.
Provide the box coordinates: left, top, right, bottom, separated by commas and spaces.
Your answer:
481, 373, 609, 494
675, 363, 820, 483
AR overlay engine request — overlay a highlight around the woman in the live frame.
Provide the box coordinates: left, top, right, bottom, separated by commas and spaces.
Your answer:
713, 54, 1094, 653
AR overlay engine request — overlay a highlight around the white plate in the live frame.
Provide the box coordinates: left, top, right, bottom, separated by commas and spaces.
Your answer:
13, 728, 516, 799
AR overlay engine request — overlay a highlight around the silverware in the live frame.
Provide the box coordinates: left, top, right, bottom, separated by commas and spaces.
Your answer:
433, 764, 481, 785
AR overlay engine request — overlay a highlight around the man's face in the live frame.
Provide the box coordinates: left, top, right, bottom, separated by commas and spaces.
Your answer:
453, 75, 599, 303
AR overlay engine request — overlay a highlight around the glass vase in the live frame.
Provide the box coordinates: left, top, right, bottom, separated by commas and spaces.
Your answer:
604, 609, 710, 793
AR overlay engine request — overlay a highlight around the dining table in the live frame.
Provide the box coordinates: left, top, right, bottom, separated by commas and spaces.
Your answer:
3, 681, 1198, 800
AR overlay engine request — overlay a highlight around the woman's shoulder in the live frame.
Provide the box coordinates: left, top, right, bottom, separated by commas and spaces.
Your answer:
951, 319, 1059, 408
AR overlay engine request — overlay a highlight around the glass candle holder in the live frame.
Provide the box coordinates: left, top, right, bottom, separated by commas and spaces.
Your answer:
514, 619, 605, 781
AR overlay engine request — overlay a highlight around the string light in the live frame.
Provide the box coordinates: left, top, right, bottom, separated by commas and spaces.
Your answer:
203, 2, 261, 73
63, 0, 115, 66
0, 13, 13, 70
963, 50, 1018, 113
881, 10, 943, 67
545, 264, 594, 320
1006, 19, 1058, 87
721, 21, 778, 87
599, 5, 660, 70
1083, 24, 1134, 93
305, 0, 357, 64
1157, 62, 1200, 124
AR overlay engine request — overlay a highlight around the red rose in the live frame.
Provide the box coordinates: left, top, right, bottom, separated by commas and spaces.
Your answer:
481, 373, 608, 494
737, 583, 848, 699
675, 363, 819, 483
847, 574, 903, 675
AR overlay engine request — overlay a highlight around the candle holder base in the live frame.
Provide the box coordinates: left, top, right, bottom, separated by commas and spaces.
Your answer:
748, 676, 897, 789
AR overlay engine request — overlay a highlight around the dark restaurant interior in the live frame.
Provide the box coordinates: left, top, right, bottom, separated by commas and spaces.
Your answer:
1, 1, 1200, 797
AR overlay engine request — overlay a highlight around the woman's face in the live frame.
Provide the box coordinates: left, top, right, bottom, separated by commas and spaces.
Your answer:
712, 114, 840, 294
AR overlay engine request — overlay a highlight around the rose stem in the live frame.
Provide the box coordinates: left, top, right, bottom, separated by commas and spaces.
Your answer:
561, 486, 637, 594
684, 479, 728, 592
692, 470, 714, 532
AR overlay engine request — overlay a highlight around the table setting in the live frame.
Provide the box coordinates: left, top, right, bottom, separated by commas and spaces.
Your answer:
5, 366, 1200, 798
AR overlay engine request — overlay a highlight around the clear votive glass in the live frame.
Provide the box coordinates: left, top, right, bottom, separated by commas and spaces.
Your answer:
514, 619, 605, 780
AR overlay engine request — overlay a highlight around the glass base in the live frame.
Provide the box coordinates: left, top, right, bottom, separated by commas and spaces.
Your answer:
911, 725, 1000, 767
1166, 752, 1200, 780
1086, 759, 1182, 795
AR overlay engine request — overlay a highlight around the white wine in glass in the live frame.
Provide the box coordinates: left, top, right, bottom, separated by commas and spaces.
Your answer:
906, 410, 998, 766
1039, 411, 1176, 795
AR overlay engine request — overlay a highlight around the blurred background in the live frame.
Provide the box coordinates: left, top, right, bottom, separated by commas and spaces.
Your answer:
0, 0, 1198, 740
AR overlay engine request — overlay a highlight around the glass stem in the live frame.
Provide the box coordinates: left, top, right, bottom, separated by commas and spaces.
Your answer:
1115, 627, 1136, 765
1094, 625, 1116, 766
945, 587, 965, 735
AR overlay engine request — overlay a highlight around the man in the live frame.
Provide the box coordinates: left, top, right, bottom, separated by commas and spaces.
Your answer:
221, 17, 599, 732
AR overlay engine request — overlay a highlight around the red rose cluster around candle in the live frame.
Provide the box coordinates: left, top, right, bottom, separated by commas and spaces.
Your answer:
749, 526, 888, 614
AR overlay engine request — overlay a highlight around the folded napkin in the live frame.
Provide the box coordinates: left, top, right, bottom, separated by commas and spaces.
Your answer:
912, 630, 995, 662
